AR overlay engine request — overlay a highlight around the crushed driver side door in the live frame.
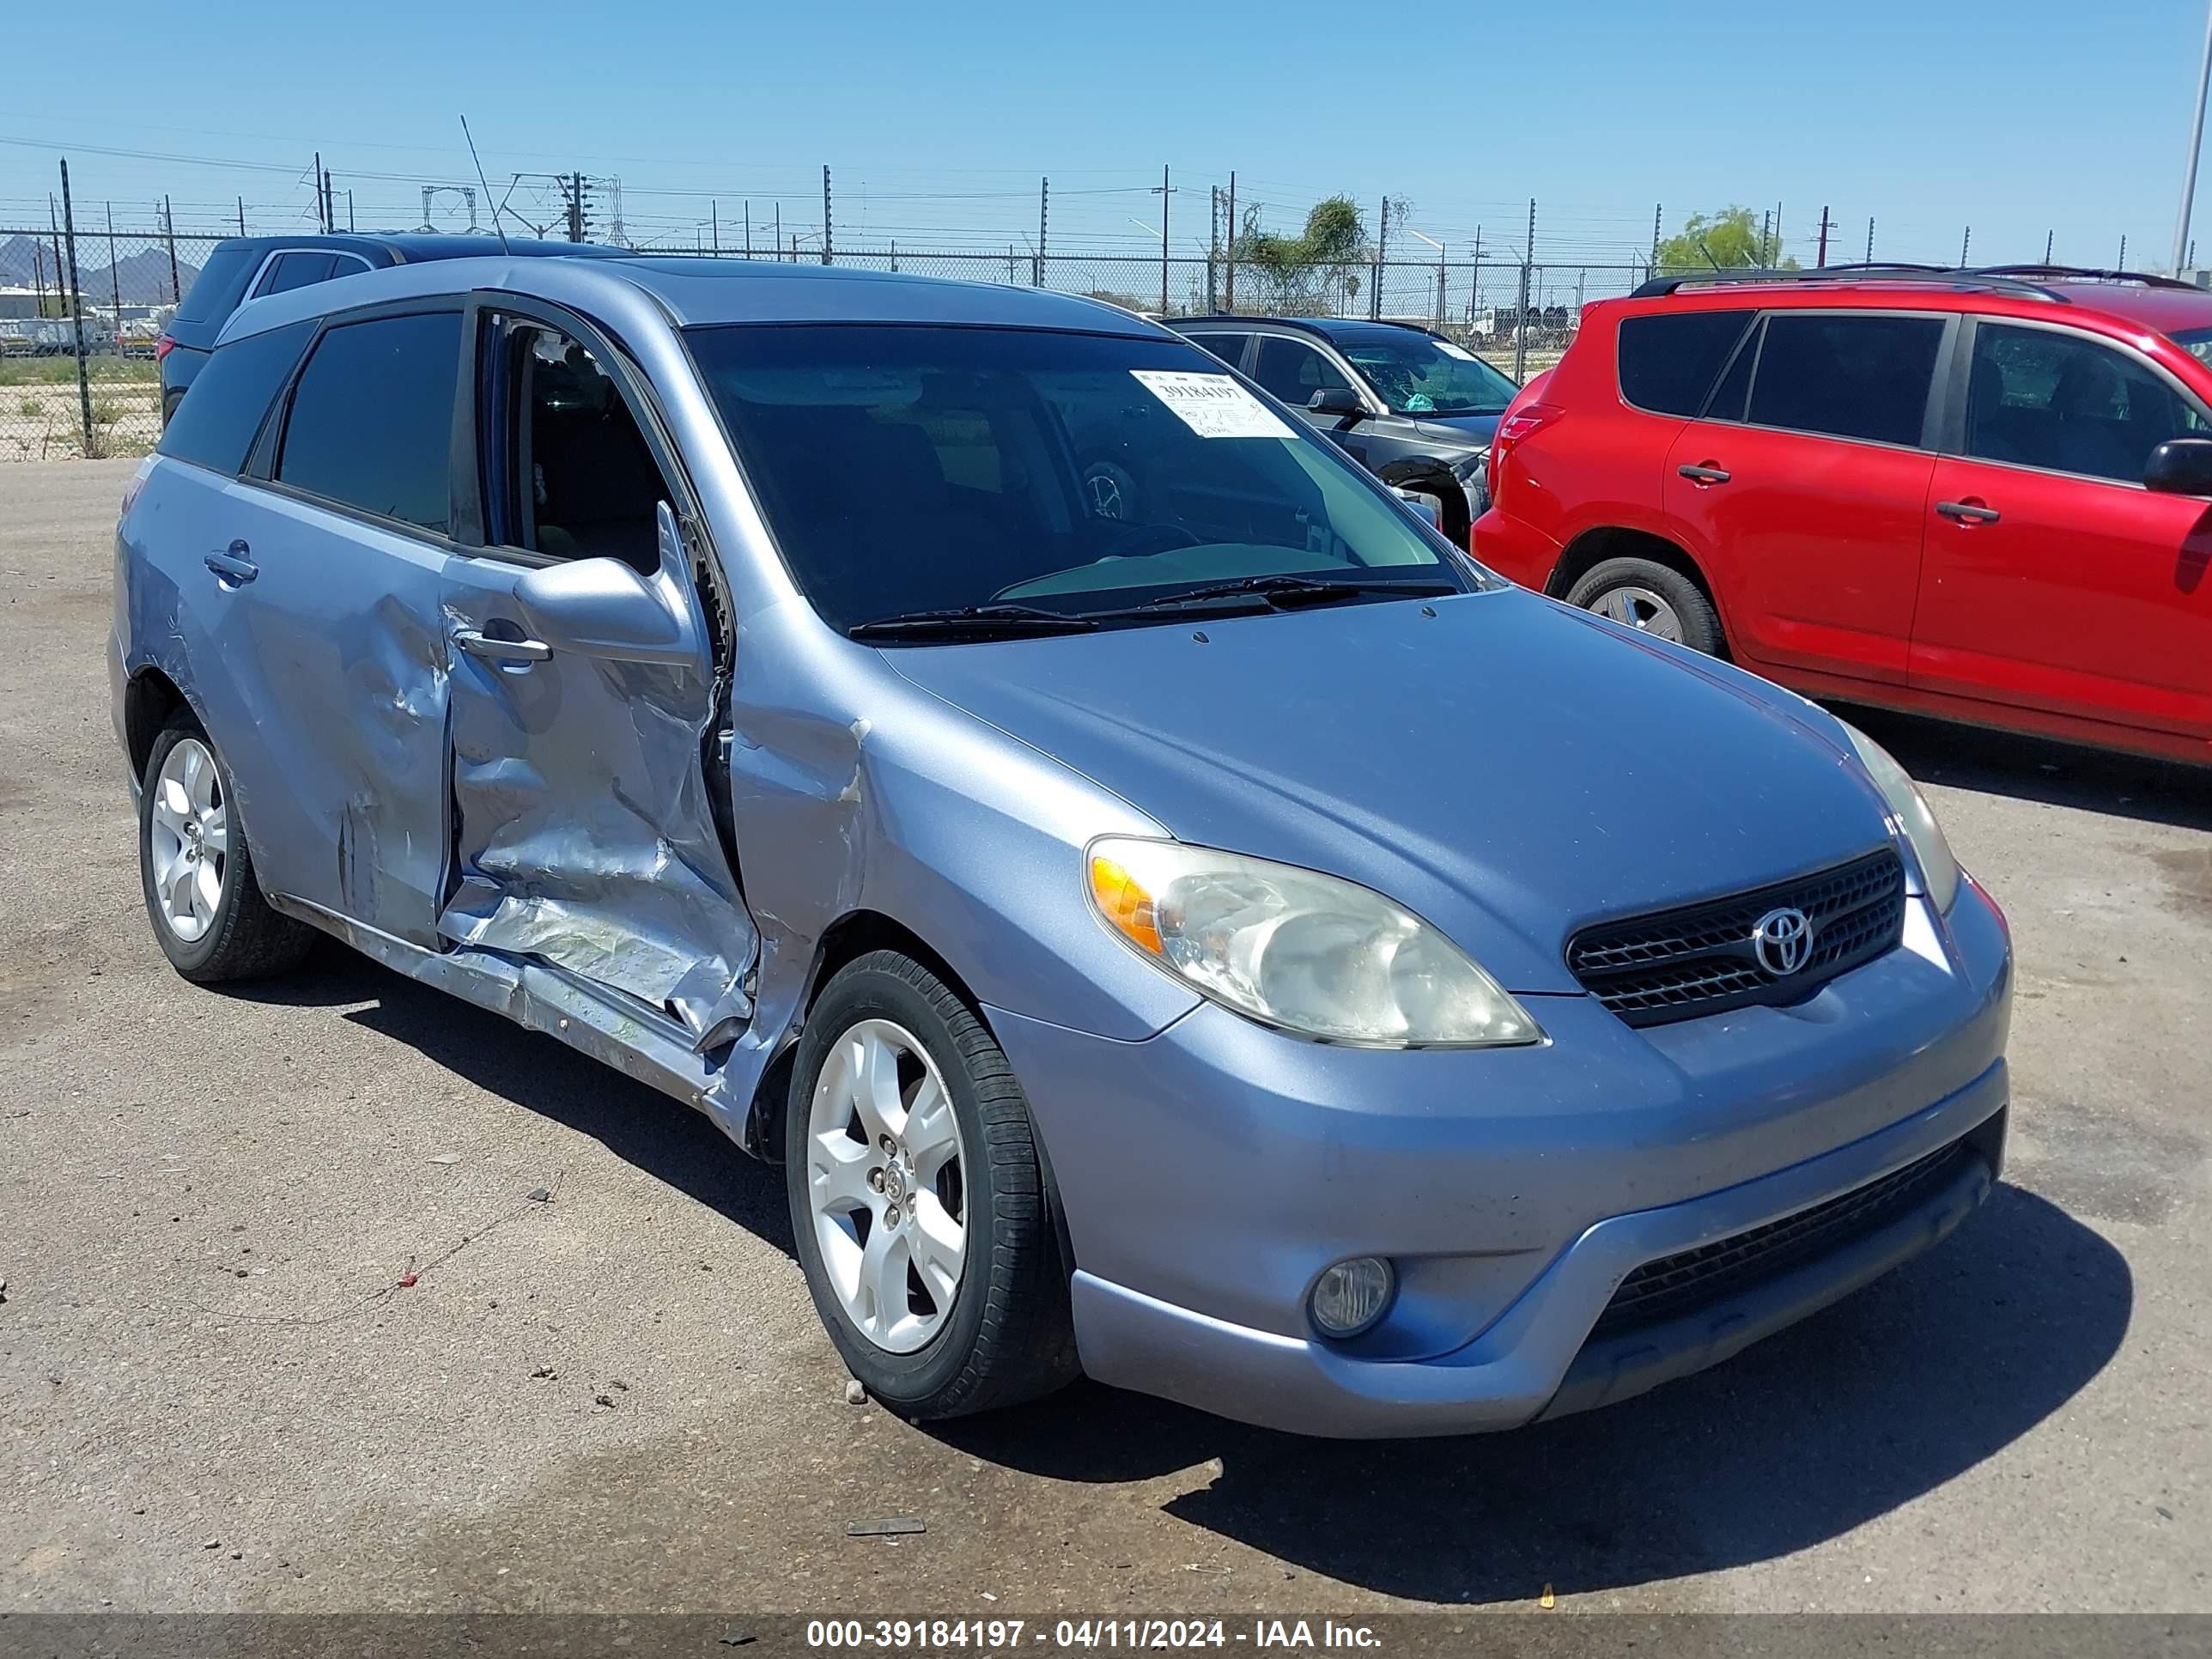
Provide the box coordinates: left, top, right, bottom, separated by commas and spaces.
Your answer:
435, 301, 755, 1048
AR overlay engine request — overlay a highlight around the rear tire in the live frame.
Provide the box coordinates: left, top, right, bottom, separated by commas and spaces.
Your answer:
1565, 556, 1723, 656
138, 712, 315, 983
786, 951, 1079, 1419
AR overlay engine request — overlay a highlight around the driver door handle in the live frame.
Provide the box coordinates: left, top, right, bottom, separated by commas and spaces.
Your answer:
1677, 463, 1732, 485
1935, 500, 2001, 524
453, 627, 553, 664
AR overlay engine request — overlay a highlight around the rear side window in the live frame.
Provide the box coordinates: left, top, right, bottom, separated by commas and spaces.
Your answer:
172, 246, 262, 325
1617, 310, 1754, 414
1188, 331, 1252, 369
1747, 313, 1945, 447
276, 311, 461, 532
255, 251, 340, 296
155, 321, 313, 475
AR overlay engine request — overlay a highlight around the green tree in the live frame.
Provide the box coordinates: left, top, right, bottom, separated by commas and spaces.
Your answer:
1235, 195, 1369, 312
1654, 206, 1802, 274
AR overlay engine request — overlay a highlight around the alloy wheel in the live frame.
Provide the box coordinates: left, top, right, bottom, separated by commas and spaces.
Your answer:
148, 737, 227, 943
805, 1018, 969, 1354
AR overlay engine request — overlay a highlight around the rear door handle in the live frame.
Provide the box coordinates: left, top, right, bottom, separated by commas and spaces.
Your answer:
453, 627, 553, 664
204, 541, 257, 585
1677, 463, 1732, 485
1935, 500, 2001, 524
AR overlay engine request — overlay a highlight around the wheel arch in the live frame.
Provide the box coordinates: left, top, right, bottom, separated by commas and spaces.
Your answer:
123, 665, 194, 781
744, 906, 1079, 1273
1376, 456, 1472, 548
1547, 526, 1730, 652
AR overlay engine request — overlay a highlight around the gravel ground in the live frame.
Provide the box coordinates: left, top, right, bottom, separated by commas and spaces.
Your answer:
1, 459, 2206, 1616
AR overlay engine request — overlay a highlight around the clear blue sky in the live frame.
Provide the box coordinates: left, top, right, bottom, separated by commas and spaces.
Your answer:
7, 0, 2212, 270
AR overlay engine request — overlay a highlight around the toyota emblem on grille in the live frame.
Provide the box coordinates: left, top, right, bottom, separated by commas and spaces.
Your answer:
1752, 907, 1814, 976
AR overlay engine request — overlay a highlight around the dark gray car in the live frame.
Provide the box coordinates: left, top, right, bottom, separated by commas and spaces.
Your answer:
1172, 317, 1516, 546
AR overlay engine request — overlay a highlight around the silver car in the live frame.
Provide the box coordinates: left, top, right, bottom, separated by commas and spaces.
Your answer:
112, 254, 2012, 1436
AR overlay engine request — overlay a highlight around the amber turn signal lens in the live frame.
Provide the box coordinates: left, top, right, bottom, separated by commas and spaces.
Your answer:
1089, 854, 1163, 955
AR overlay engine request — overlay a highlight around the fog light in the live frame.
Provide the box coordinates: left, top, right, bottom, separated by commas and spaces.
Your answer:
1309, 1256, 1395, 1339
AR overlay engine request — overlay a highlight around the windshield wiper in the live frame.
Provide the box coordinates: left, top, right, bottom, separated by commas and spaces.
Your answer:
848, 604, 1100, 641
1112, 574, 1458, 615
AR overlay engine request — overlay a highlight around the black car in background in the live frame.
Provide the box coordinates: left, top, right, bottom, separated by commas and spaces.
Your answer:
157, 233, 628, 422
1170, 316, 1516, 548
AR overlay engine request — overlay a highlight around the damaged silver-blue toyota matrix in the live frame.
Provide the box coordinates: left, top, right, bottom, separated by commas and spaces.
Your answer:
112, 252, 2012, 1436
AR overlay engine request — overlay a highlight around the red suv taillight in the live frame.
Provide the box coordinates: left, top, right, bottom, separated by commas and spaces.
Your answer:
1487, 400, 1562, 500
154, 332, 174, 363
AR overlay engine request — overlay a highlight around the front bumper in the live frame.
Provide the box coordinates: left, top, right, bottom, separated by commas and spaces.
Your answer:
991, 879, 2012, 1437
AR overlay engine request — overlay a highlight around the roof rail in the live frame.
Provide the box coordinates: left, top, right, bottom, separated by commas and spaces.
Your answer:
1965, 263, 2205, 294
1631, 265, 2068, 303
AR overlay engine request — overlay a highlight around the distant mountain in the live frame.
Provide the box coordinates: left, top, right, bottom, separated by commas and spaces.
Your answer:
0, 231, 200, 304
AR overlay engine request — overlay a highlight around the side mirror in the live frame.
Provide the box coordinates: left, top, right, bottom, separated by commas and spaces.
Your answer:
1308, 386, 1367, 422
512, 507, 700, 665
2144, 437, 2212, 495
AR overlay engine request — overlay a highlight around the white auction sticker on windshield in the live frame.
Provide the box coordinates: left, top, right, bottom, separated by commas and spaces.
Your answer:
1437, 340, 1478, 361
1130, 370, 1297, 439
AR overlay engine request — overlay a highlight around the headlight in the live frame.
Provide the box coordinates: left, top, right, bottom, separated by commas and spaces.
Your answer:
1087, 837, 1541, 1048
1839, 722, 1961, 912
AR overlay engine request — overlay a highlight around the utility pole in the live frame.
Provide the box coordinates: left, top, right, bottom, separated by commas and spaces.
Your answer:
1224, 171, 1237, 313
347, 190, 354, 232
1960, 226, 1972, 266
105, 202, 121, 321
162, 195, 180, 302
711, 200, 719, 254
2175, 0, 2212, 273
1868, 217, 1876, 262
323, 168, 335, 234
744, 201, 752, 258
1372, 194, 1389, 320
1037, 177, 1048, 285
59, 161, 94, 458
238, 198, 246, 235
2045, 228, 2056, 263
775, 204, 782, 261
1816, 205, 1832, 267
1760, 209, 1771, 265
1651, 203, 1662, 272
2120, 233, 2130, 268
1155, 165, 1172, 313
822, 165, 833, 265
48, 196, 65, 322
1515, 198, 1535, 382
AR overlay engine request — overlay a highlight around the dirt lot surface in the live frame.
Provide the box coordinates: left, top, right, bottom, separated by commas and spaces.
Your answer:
3, 459, 2206, 1617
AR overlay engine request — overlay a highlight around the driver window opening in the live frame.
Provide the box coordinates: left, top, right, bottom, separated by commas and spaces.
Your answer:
504, 324, 665, 573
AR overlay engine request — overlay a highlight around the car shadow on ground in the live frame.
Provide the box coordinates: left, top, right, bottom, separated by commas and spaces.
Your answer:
223, 944, 2130, 1606
219, 951, 799, 1257
1833, 702, 2212, 832
939, 1183, 2129, 1603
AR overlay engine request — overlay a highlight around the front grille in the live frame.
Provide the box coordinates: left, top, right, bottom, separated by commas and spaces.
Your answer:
1567, 848, 1906, 1027
1590, 1136, 1975, 1340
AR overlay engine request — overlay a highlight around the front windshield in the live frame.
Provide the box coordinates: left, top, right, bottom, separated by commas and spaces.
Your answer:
1337, 332, 1516, 416
689, 324, 1472, 634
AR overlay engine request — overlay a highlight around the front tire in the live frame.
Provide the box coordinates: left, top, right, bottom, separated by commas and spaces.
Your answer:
786, 951, 1078, 1419
138, 713, 314, 982
1565, 556, 1723, 655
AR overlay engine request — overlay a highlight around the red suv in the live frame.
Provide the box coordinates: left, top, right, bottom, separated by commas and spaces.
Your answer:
1474, 265, 2212, 765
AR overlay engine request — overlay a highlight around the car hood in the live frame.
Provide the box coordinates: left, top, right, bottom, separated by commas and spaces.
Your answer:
882, 588, 1894, 994
1404, 411, 1501, 448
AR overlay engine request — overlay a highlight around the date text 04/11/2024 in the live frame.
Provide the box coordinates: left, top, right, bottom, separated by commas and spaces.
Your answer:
804, 1620, 1382, 1650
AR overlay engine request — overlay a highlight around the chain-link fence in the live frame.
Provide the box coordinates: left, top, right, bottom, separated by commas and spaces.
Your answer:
1, 222, 209, 461
3, 220, 1645, 461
